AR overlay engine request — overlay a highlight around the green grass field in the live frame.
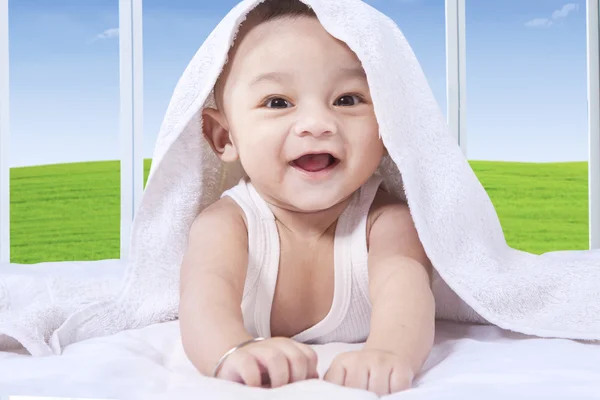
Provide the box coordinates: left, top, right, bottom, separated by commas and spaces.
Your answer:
7, 159, 589, 264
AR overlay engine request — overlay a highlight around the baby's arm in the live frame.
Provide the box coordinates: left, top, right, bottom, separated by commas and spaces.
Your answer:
179, 198, 318, 387
364, 200, 435, 369
324, 194, 435, 395
179, 199, 253, 376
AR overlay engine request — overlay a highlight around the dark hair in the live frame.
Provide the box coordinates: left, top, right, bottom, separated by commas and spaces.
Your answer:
246, 0, 317, 23
214, 0, 317, 110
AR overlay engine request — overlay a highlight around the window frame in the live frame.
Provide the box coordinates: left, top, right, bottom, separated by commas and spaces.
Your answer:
0, 0, 597, 264
587, 0, 600, 249
119, 0, 145, 260
446, 0, 467, 156
0, 0, 9, 263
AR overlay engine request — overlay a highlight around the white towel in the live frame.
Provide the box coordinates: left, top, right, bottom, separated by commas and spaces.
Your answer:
1, 0, 599, 357
0, 259, 125, 355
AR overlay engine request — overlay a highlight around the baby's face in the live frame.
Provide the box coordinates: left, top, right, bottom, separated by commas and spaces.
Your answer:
212, 16, 383, 212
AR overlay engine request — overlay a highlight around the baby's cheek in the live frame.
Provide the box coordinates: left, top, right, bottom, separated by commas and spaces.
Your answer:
241, 144, 278, 174
355, 137, 385, 175
361, 134, 385, 157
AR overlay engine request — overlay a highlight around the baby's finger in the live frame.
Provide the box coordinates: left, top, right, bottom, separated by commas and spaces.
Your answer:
279, 342, 308, 382
323, 362, 346, 386
230, 351, 262, 387
389, 367, 413, 393
294, 342, 319, 378
344, 365, 369, 390
367, 367, 391, 397
251, 347, 291, 388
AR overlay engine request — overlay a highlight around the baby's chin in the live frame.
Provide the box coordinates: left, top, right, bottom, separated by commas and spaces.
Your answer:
276, 191, 351, 214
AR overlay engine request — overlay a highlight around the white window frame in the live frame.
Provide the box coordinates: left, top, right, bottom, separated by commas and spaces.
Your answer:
0, 0, 9, 264
0, 0, 597, 264
0, 0, 145, 263
447, 0, 599, 250
446, 0, 467, 156
587, 0, 600, 249
119, 0, 144, 260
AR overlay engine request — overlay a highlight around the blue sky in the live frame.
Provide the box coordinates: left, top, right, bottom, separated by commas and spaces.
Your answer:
6, 0, 588, 167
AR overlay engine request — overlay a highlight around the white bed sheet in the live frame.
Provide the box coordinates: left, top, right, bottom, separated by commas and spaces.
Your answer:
2, 318, 599, 399
1, 261, 599, 400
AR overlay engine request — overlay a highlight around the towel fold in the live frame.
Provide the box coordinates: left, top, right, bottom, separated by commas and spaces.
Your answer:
1, 0, 599, 356
0, 259, 125, 355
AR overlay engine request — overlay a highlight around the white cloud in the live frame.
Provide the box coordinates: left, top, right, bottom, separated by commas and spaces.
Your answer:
552, 3, 579, 19
525, 3, 579, 29
525, 18, 553, 28
88, 28, 119, 44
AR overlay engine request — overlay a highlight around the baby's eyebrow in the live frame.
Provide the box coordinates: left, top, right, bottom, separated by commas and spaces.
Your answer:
249, 66, 367, 87
249, 71, 289, 87
337, 66, 367, 81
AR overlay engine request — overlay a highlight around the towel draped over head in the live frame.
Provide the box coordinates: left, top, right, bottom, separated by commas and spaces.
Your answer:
1, 0, 599, 357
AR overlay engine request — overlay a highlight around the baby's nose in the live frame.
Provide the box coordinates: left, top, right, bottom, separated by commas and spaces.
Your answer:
292, 110, 337, 137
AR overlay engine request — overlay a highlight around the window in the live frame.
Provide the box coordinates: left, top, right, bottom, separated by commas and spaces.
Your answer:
466, 0, 589, 253
8, 0, 121, 263
3, 0, 594, 264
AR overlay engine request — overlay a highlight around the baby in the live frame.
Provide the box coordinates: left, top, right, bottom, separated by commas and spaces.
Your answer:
179, 0, 435, 396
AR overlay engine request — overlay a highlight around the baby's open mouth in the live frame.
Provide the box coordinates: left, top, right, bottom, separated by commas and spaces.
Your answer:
290, 153, 339, 172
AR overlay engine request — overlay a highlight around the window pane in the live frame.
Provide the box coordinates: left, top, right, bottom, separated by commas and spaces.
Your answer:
142, 0, 447, 185
365, 0, 447, 118
143, 0, 238, 186
466, 0, 588, 253
9, 0, 120, 263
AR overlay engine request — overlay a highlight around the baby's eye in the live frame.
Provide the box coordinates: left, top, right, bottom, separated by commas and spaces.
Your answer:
265, 97, 292, 109
335, 94, 362, 107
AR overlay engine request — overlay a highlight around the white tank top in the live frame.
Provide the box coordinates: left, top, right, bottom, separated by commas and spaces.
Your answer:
221, 174, 383, 344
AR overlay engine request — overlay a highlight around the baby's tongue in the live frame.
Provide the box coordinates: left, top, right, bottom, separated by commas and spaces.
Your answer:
293, 154, 331, 172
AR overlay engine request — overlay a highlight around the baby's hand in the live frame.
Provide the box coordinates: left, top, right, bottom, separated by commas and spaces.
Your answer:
324, 349, 414, 396
215, 337, 319, 388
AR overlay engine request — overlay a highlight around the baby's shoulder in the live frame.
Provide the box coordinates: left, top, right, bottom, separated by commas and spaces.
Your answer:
190, 196, 248, 238
366, 187, 411, 241
368, 186, 409, 218
365, 186, 431, 275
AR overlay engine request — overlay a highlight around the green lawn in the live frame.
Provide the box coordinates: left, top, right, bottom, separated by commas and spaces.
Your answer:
7, 159, 589, 264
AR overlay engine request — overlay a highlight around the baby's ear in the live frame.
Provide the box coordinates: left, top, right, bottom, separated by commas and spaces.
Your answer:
201, 108, 239, 162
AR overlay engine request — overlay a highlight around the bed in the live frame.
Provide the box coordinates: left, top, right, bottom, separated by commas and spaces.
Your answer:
1, 260, 599, 400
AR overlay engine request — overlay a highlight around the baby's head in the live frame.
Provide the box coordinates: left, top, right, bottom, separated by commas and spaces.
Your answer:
202, 0, 384, 213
